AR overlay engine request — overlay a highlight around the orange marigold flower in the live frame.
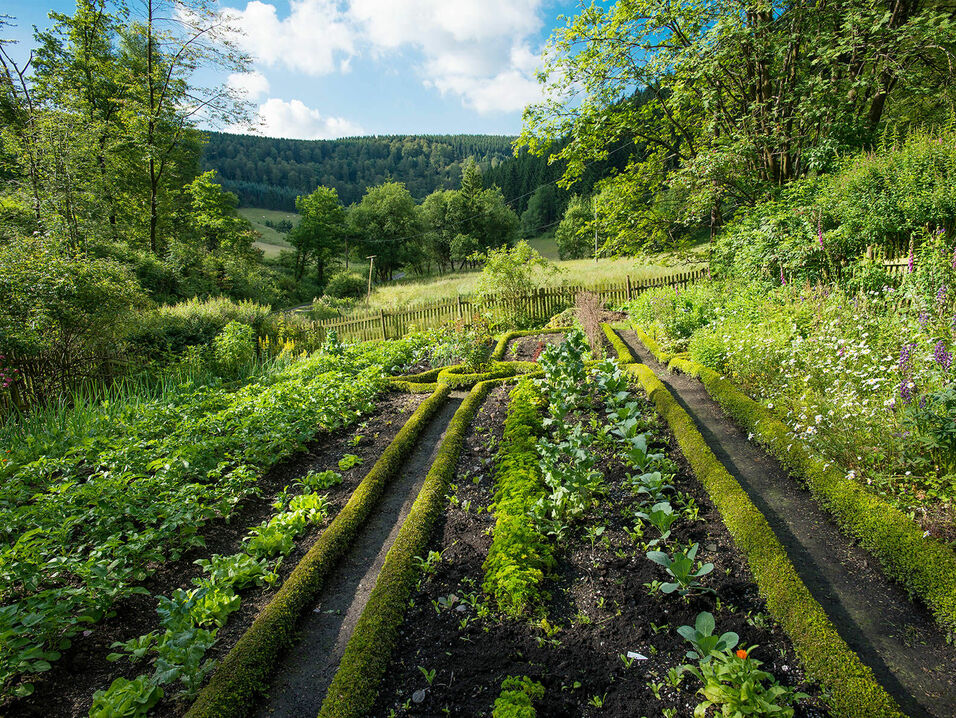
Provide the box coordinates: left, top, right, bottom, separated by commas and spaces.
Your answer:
736, 649, 748, 660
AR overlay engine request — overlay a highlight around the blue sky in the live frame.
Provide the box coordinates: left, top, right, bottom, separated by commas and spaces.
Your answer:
4, 0, 581, 138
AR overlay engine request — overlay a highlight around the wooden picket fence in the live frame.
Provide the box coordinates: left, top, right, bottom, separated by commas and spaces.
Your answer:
311, 269, 707, 343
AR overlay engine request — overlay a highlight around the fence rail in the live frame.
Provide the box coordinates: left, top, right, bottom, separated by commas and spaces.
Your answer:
310, 269, 708, 343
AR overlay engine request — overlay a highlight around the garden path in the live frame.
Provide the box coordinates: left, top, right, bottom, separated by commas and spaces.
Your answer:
251, 391, 469, 718
615, 328, 956, 718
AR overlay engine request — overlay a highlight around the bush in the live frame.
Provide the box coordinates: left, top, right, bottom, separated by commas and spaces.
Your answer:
555, 195, 593, 260
688, 327, 729, 372
213, 322, 256, 376
128, 297, 272, 361
324, 271, 366, 299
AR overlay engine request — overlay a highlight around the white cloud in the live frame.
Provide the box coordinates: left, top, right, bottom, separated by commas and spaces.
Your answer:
221, 0, 547, 117
349, 0, 545, 113
225, 0, 354, 76
227, 70, 270, 100
248, 98, 364, 139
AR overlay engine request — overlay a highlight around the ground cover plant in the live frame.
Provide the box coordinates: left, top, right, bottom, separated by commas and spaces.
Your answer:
0, 331, 434, 705
371, 331, 822, 717
625, 276, 956, 540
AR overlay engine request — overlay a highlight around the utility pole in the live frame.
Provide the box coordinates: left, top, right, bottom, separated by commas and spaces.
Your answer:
366, 255, 376, 304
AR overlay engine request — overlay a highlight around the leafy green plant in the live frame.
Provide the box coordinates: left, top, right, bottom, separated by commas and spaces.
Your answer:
682, 647, 808, 717
338, 454, 363, 471
492, 675, 545, 718
636, 501, 678, 544
298, 469, 344, 490
212, 321, 256, 377
646, 543, 715, 597
89, 675, 163, 718
677, 611, 739, 663
194, 553, 277, 590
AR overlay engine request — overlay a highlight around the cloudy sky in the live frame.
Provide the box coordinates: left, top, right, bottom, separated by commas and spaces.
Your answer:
4, 0, 581, 139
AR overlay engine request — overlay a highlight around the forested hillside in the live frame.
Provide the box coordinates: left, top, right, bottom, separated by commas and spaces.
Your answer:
202, 133, 516, 210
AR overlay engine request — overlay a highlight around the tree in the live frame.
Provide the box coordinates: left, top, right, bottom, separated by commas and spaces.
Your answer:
555, 195, 594, 259
472, 240, 557, 326
184, 170, 255, 254
520, 183, 562, 237
125, 0, 252, 254
521, 1, 956, 250
290, 186, 346, 285
349, 181, 422, 281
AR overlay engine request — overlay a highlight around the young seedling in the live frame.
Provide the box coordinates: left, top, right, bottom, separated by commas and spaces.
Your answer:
646, 543, 715, 597
677, 611, 739, 663
635, 501, 678, 545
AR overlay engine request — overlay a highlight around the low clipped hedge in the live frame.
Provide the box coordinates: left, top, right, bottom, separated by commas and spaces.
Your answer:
436, 361, 538, 388
482, 379, 555, 617
184, 384, 452, 718
625, 363, 905, 718
667, 354, 956, 639
491, 327, 570, 361
632, 325, 683, 365
602, 322, 635, 363
317, 377, 503, 718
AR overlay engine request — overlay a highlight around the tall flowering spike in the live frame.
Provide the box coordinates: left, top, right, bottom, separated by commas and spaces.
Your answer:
780, 266, 787, 285
908, 247, 915, 274
938, 285, 948, 310
934, 340, 952, 370
952, 245, 956, 271
918, 311, 930, 328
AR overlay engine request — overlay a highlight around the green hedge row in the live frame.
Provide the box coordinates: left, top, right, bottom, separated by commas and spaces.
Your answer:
632, 325, 683, 365
602, 322, 635, 363
666, 354, 956, 639
625, 363, 905, 718
481, 379, 555, 617
317, 377, 502, 718
184, 384, 452, 718
436, 362, 528, 388
491, 327, 570, 361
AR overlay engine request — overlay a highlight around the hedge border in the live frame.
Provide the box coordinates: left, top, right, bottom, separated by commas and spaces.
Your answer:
317, 377, 503, 718
624, 363, 905, 718
436, 361, 538, 388
602, 322, 635, 363
660, 352, 956, 638
491, 327, 571, 361
184, 384, 452, 718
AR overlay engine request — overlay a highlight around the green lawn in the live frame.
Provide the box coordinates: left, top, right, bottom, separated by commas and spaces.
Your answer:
239, 207, 298, 257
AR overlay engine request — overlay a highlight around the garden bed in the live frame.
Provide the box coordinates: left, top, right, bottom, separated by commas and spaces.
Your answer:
3, 391, 424, 718
370, 374, 826, 716
503, 333, 566, 361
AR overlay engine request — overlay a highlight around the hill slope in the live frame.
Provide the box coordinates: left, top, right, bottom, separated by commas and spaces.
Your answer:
202, 132, 517, 210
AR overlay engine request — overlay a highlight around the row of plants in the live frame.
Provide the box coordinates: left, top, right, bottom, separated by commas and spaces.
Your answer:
186, 383, 453, 718
624, 273, 956, 533
0, 332, 432, 701
90, 467, 343, 715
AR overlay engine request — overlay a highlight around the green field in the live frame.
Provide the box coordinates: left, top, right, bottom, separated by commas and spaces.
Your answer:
239, 207, 298, 257
364, 242, 706, 312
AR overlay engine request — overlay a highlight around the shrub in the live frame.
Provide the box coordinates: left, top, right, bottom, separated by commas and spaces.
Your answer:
324, 271, 366, 299
213, 322, 256, 376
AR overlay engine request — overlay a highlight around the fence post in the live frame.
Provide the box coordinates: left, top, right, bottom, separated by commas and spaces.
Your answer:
457, 295, 463, 320
380, 310, 387, 340
625, 274, 632, 300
